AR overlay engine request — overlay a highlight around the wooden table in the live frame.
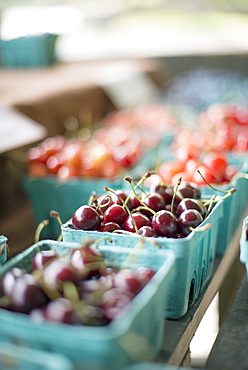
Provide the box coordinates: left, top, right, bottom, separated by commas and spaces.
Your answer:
205, 275, 248, 370
154, 206, 247, 368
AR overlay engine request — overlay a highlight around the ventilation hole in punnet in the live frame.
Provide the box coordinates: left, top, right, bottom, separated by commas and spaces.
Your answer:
188, 277, 196, 306
200, 265, 205, 290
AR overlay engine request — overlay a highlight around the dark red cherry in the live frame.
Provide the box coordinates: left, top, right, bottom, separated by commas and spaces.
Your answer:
149, 183, 172, 204
103, 204, 128, 226
177, 198, 207, 217
178, 209, 203, 236
113, 269, 142, 295
11, 273, 48, 314
129, 193, 142, 209
141, 192, 165, 217
42, 257, 80, 291
111, 190, 134, 210
101, 287, 133, 320
99, 222, 121, 233
136, 266, 156, 287
44, 298, 76, 324
178, 182, 201, 199
1, 267, 25, 297
70, 247, 104, 278
152, 210, 179, 237
138, 225, 158, 237
124, 212, 152, 233
32, 250, 59, 271
97, 194, 114, 213
72, 205, 102, 230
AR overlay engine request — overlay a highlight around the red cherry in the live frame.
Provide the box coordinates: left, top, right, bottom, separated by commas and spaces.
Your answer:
32, 250, 59, 271
99, 222, 121, 233
103, 204, 128, 226
113, 269, 142, 295
72, 205, 102, 230
124, 212, 152, 233
152, 210, 179, 238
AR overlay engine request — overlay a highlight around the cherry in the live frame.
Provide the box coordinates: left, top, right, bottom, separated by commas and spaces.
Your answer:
138, 225, 158, 237
113, 269, 143, 295
101, 287, 133, 320
149, 183, 173, 204
80, 278, 112, 306
70, 247, 104, 279
103, 204, 128, 226
136, 266, 156, 287
178, 209, 203, 236
192, 164, 218, 185
111, 189, 134, 210
98, 222, 121, 233
203, 151, 228, 181
72, 205, 102, 230
42, 257, 80, 292
32, 250, 59, 271
44, 298, 77, 324
177, 182, 201, 199
141, 192, 165, 217
97, 194, 114, 213
1, 267, 25, 297
177, 198, 207, 217
129, 192, 142, 209
124, 212, 152, 233
11, 273, 48, 314
152, 210, 179, 238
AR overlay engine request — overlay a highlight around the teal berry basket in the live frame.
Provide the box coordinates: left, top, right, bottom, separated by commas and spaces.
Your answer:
0, 240, 175, 370
0, 236, 8, 267
201, 174, 248, 255
62, 199, 224, 319
239, 215, 248, 277
22, 176, 123, 239
0, 341, 73, 370
0, 33, 58, 68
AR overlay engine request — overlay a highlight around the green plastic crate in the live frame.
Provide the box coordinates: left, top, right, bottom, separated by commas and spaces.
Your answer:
0, 341, 73, 370
0, 240, 175, 370
62, 199, 223, 319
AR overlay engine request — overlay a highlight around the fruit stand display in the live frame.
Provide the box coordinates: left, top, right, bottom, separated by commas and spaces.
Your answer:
61, 176, 225, 319
1, 65, 248, 369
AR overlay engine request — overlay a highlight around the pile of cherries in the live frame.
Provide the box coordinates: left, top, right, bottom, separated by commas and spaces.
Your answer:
0, 242, 155, 326
71, 176, 213, 238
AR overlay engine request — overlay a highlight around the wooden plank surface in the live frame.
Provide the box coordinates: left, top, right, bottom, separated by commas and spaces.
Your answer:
155, 207, 248, 366
205, 276, 248, 370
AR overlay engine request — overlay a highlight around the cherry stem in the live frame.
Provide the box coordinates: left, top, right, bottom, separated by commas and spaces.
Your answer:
121, 238, 145, 270
62, 281, 80, 303
122, 179, 158, 217
50, 210, 63, 241
91, 237, 113, 249
197, 169, 236, 194
124, 171, 156, 206
171, 176, 182, 213
50, 210, 63, 226
34, 219, 49, 244
96, 194, 112, 210
189, 223, 212, 233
